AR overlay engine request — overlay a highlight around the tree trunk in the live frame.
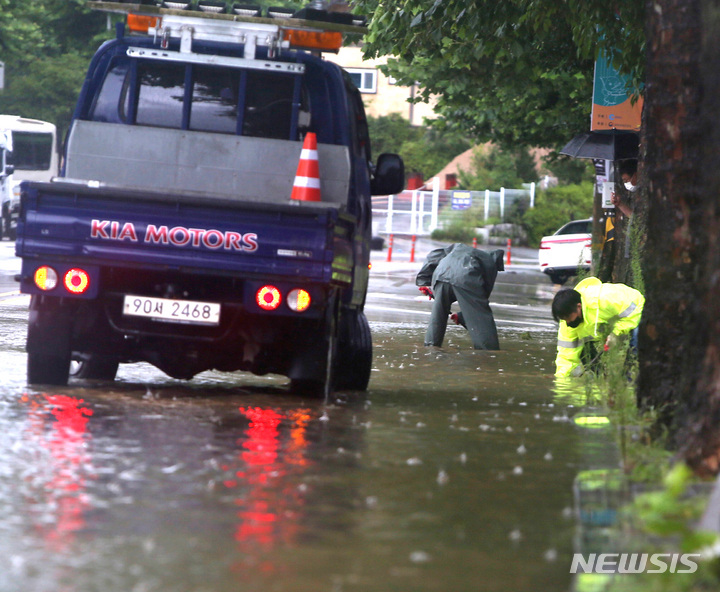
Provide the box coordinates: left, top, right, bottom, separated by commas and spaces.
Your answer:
681, 1, 720, 474
638, 0, 720, 473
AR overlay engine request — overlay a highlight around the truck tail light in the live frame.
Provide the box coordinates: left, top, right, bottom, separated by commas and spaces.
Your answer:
127, 14, 159, 33
34, 266, 58, 291
282, 29, 343, 52
256, 285, 281, 311
287, 289, 311, 312
63, 268, 91, 295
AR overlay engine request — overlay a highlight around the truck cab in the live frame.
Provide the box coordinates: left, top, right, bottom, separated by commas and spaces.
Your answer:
16, 2, 403, 394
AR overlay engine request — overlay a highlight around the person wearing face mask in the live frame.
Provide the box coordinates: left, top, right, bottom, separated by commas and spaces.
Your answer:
611, 159, 638, 217
551, 277, 644, 377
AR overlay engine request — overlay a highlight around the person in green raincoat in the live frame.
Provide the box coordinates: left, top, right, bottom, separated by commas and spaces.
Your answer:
551, 277, 645, 377
416, 243, 505, 349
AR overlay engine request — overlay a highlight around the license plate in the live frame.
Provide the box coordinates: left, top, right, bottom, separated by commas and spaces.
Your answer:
123, 295, 221, 326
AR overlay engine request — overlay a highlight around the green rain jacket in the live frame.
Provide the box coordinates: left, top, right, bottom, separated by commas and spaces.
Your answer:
555, 277, 645, 377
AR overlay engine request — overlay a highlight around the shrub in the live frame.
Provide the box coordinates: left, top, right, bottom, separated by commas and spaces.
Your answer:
431, 220, 476, 243
522, 181, 594, 247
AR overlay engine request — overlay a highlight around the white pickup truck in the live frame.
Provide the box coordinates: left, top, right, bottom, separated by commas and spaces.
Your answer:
538, 218, 592, 285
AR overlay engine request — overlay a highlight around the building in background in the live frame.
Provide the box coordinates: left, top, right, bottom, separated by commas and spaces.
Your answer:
325, 47, 437, 127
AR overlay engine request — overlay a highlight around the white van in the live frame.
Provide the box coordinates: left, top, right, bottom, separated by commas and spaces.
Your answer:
0, 115, 58, 239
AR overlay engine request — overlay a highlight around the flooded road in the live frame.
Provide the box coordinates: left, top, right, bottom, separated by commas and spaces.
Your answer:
0, 242, 617, 591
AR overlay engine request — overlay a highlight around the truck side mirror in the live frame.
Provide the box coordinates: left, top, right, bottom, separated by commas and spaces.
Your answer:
371, 153, 404, 196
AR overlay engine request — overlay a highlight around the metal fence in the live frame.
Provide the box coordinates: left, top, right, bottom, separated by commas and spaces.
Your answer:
371, 181, 535, 236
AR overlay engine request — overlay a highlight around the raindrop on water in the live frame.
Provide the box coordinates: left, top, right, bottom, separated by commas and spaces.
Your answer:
410, 551, 431, 564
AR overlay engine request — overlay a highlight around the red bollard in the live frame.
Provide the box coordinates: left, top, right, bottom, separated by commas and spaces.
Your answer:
472, 237, 477, 249
386, 234, 394, 262
410, 234, 416, 263
506, 238, 512, 266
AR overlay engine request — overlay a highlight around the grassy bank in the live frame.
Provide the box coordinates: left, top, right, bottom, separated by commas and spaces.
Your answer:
573, 342, 720, 591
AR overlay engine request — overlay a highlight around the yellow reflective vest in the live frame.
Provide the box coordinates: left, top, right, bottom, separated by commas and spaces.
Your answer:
555, 277, 645, 377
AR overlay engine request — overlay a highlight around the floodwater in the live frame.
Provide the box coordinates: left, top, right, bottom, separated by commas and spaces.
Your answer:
0, 242, 618, 592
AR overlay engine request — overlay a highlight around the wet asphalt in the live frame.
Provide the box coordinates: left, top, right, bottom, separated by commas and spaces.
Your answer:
0, 239, 618, 592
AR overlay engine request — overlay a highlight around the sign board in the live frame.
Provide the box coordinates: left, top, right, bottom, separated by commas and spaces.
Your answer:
451, 190, 471, 210
594, 159, 614, 209
602, 182, 616, 209
0, 61, 4, 90
591, 52, 642, 131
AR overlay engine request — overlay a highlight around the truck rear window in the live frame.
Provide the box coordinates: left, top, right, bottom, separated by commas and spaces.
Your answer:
89, 57, 303, 140
136, 61, 185, 129
190, 66, 240, 134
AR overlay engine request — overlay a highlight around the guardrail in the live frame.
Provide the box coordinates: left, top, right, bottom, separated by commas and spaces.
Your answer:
372, 181, 535, 236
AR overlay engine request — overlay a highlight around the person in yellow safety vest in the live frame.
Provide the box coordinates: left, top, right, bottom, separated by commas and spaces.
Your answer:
551, 277, 645, 377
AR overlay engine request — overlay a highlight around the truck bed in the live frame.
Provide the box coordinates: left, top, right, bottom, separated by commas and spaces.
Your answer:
16, 179, 355, 286
66, 121, 351, 205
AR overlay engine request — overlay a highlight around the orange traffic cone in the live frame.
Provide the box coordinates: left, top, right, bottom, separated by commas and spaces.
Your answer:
291, 132, 321, 202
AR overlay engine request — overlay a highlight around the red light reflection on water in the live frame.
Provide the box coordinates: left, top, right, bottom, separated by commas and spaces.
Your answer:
21, 393, 94, 551
225, 406, 312, 568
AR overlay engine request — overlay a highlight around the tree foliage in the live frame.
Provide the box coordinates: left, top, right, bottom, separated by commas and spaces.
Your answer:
367, 113, 471, 179
542, 154, 594, 186
355, 0, 645, 149
457, 145, 538, 191
521, 182, 594, 246
0, 1, 110, 137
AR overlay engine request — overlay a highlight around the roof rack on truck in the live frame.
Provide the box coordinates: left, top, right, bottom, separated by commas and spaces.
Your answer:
90, 1, 367, 58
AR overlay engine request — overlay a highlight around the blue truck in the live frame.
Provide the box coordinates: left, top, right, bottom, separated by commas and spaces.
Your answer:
15, 2, 403, 394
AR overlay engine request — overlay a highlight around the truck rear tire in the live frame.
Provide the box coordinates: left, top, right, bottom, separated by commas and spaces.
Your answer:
26, 295, 74, 386
70, 355, 119, 380
335, 310, 372, 390
27, 352, 71, 386
289, 331, 336, 398
290, 292, 339, 398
